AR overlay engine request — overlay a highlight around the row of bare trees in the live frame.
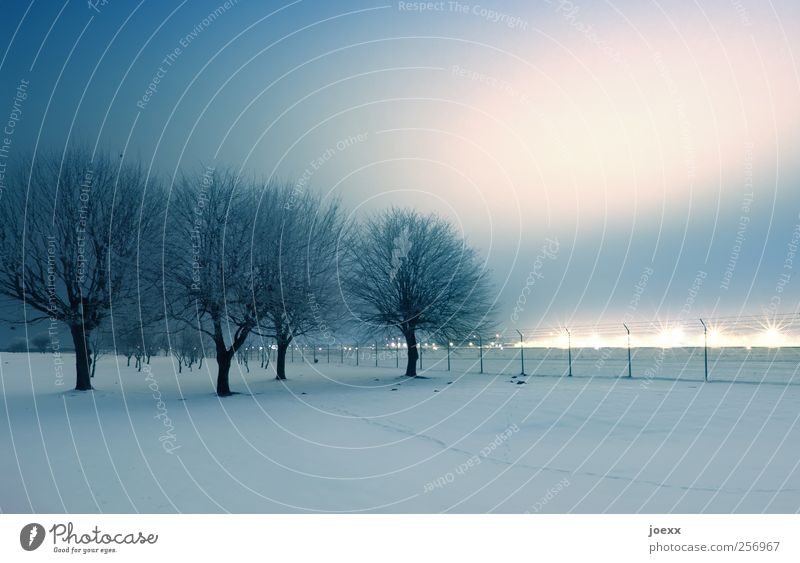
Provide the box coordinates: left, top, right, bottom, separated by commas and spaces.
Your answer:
0, 148, 496, 396
163, 167, 349, 395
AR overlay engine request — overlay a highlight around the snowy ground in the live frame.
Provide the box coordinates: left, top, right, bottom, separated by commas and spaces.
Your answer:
1, 351, 799, 513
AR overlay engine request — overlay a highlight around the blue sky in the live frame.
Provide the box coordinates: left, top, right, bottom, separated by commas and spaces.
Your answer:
1, 0, 799, 333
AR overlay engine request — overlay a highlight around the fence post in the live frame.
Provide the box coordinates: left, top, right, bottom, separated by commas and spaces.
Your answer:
624, 323, 632, 378
700, 318, 708, 382
291, 345, 294, 363
375, 340, 379, 367
447, 341, 451, 371
478, 334, 483, 374
313, 345, 317, 363
327, 344, 330, 363
516, 330, 525, 375
340, 345, 344, 364
396, 341, 399, 368
419, 342, 422, 370
566, 328, 572, 377
355, 342, 359, 366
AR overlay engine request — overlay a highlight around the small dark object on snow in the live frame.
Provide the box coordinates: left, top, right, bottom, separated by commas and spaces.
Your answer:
511, 375, 517, 379
391, 388, 398, 391
447, 381, 453, 385
301, 392, 307, 395
374, 378, 380, 381
314, 358, 318, 363
434, 389, 439, 392
516, 380, 526, 385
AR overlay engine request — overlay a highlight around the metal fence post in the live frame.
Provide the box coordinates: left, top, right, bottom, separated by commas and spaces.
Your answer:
700, 318, 708, 382
516, 329, 525, 375
624, 323, 632, 378
478, 334, 483, 374
566, 328, 572, 377
355, 342, 359, 366
447, 341, 451, 371
375, 340, 379, 367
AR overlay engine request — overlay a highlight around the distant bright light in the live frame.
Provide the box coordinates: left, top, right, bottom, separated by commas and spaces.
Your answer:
657, 326, 686, 348
763, 327, 783, 348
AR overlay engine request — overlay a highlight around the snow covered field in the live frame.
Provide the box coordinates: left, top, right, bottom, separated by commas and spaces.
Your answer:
1, 351, 799, 513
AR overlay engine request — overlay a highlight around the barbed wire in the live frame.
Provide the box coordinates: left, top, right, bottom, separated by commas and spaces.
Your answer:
508, 312, 800, 339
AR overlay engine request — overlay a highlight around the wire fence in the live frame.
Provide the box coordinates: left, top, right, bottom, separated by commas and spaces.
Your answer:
240, 337, 800, 386
166, 313, 800, 385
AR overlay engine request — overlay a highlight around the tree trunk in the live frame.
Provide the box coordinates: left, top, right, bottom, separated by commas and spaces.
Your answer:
215, 338, 233, 396
275, 340, 289, 380
70, 324, 93, 391
403, 329, 418, 377
216, 351, 233, 396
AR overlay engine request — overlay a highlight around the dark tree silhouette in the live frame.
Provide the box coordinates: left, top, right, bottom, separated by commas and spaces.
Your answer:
251, 183, 347, 380
164, 167, 264, 396
30, 333, 50, 353
0, 148, 162, 390
169, 321, 205, 373
345, 208, 496, 376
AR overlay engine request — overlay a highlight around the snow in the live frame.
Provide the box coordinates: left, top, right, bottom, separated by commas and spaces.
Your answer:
1, 349, 799, 513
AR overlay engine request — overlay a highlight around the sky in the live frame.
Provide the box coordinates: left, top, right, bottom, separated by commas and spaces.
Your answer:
1, 0, 799, 341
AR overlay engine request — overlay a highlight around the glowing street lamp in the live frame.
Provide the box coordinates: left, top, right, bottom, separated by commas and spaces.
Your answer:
763, 327, 783, 348
707, 327, 722, 347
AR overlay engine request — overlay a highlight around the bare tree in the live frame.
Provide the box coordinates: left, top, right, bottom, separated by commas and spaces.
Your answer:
88, 324, 113, 378
166, 172, 348, 391
6, 338, 28, 353
109, 280, 168, 370
345, 208, 496, 376
170, 322, 205, 373
251, 183, 348, 380
116, 327, 141, 367
165, 167, 265, 396
30, 333, 50, 353
0, 148, 162, 390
